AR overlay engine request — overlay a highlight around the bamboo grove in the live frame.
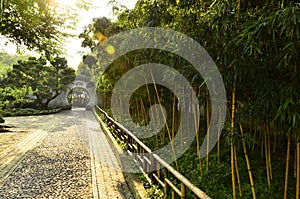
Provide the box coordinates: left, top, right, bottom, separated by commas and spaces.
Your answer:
79, 0, 300, 198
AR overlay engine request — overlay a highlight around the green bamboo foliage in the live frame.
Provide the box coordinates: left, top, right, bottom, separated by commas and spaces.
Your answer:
81, 0, 300, 198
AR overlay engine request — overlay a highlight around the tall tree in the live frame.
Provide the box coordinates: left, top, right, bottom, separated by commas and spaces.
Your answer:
0, 0, 91, 58
80, 17, 120, 50
5, 57, 75, 108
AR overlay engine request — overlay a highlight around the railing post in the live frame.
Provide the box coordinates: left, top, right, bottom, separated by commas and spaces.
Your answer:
164, 168, 168, 199
94, 105, 211, 199
124, 131, 128, 150
127, 136, 131, 152
150, 153, 155, 182
181, 183, 186, 199
157, 162, 161, 179
130, 137, 133, 153
142, 148, 147, 172
113, 123, 117, 137
133, 139, 137, 160
121, 128, 124, 141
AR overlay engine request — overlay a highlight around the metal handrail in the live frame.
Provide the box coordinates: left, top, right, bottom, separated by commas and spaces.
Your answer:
94, 105, 211, 199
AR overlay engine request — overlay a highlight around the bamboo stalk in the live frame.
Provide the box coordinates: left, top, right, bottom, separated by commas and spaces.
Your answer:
281, 0, 285, 8
145, 83, 152, 105
264, 124, 271, 189
234, 145, 242, 197
181, 104, 184, 146
172, 89, 176, 141
273, 130, 277, 153
136, 99, 140, 123
140, 97, 149, 137
155, 100, 165, 144
186, 91, 190, 147
230, 68, 237, 199
145, 83, 159, 148
294, 146, 297, 178
239, 122, 256, 199
232, 5, 239, 197
194, 88, 202, 175
284, 134, 291, 199
150, 69, 179, 170
261, 127, 264, 159
231, 139, 236, 199
217, 114, 221, 164
294, 67, 299, 199
206, 95, 210, 171
267, 124, 273, 180
140, 97, 148, 123
251, 121, 257, 152
296, 133, 300, 199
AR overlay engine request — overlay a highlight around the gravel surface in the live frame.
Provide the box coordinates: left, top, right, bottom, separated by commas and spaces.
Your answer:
0, 111, 93, 198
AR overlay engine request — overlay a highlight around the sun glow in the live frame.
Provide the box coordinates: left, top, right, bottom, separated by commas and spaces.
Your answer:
53, 0, 78, 9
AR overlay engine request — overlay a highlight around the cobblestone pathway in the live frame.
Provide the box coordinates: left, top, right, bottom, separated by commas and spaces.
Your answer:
73, 109, 134, 199
0, 109, 134, 198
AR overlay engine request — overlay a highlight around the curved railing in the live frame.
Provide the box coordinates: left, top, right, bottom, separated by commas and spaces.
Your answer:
94, 105, 211, 199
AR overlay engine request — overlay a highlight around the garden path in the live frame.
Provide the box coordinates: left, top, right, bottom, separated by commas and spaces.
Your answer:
0, 108, 134, 198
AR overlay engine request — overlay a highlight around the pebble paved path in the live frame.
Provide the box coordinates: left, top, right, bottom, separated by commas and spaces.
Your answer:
0, 108, 134, 198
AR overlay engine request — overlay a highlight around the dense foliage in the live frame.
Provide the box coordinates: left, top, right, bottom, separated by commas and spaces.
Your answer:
1, 57, 75, 109
0, 0, 93, 58
81, 0, 300, 198
0, 56, 76, 126
0, 0, 91, 122
0, 53, 31, 122
0, 56, 75, 125
0, 52, 29, 78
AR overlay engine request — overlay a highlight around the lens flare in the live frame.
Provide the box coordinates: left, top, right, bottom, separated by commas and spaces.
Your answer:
106, 45, 115, 55
96, 32, 107, 44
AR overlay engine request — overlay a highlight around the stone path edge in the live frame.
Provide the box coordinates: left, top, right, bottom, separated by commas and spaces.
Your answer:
92, 109, 149, 199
